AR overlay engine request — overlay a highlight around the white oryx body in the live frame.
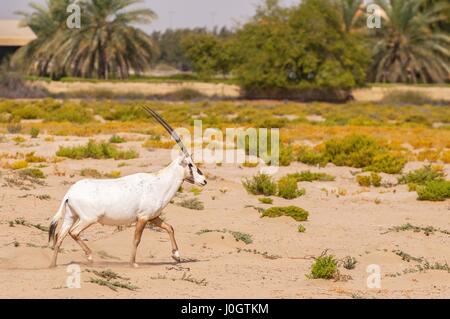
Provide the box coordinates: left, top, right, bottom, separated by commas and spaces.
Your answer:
48, 107, 207, 268
64, 163, 185, 227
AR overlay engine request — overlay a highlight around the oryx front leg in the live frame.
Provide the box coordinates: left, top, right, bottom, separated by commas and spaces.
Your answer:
151, 217, 180, 263
130, 218, 148, 268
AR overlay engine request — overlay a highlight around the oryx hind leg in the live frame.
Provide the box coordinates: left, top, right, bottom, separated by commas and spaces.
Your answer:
69, 219, 96, 263
151, 217, 180, 263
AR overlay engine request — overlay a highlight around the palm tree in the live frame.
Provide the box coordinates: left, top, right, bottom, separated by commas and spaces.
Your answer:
369, 0, 449, 83
337, 0, 364, 32
13, 0, 71, 77
14, 0, 157, 79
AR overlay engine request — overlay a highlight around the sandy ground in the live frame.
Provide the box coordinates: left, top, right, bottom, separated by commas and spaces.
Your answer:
0, 134, 449, 298
32, 81, 450, 101
34, 80, 241, 98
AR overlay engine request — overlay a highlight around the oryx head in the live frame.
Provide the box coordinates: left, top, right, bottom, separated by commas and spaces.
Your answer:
142, 106, 207, 187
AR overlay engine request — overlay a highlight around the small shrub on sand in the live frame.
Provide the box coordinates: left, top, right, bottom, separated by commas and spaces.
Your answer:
105, 170, 122, 179
364, 153, 406, 174
25, 152, 46, 163
297, 146, 326, 166
371, 173, 382, 187
30, 127, 40, 138
19, 168, 45, 179
258, 197, 273, 205
80, 168, 102, 178
356, 175, 371, 187
279, 146, 294, 166
288, 171, 335, 182
6, 123, 22, 134
242, 160, 258, 168
242, 173, 277, 196
310, 252, 338, 279
229, 231, 253, 244
357, 173, 381, 187
109, 135, 125, 143
381, 91, 439, 106
262, 206, 309, 222
142, 139, 175, 149
177, 198, 204, 210
277, 176, 305, 199
56, 140, 138, 160
298, 224, 306, 233
342, 256, 357, 270
442, 151, 450, 164
12, 136, 26, 144
398, 165, 445, 186
297, 135, 406, 174
301, 135, 406, 174
10, 160, 28, 170
416, 180, 450, 201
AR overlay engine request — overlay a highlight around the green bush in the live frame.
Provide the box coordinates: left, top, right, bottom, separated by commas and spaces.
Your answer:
398, 165, 445, 185
298, 225, 306, 233
262, 206, 309, 222
279, 146, 294, 167
177, 198, 205, 210
56, 140, 138, 160
370, 173, 382, 187
297, 146, 326, 166
356, 175, 371, 187
6, 122, 22, 134
324, 135, 382, 168
30, 127, 40, 138
310, 252, 338, 279
109, 135, 125, 143
356, 173, 381, 187
258, 197, 273, 205
381, 91, 440, 106
321, 135, 406, 174
277, 176, 305, 199
242, 173, 277, 196
364, 153, 406, 174
288, 171, 335, 182
296, 135, 406, 174
19, 168, 45, 179
417, 180, 450, 201
80, 168, 102, 178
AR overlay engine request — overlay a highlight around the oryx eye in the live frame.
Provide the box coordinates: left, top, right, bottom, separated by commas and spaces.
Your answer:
197, 168, 203, 175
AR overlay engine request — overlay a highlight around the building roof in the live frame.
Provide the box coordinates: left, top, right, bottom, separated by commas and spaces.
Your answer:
0, 20, 37, 46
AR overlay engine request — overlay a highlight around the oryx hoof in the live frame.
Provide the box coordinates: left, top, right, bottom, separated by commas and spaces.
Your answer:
171, 250, 181, 263
131, 262, 139, 268
86, 254, 93, 263
49, 263, 57, 269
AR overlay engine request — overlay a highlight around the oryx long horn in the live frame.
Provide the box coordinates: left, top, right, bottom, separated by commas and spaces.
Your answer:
142, 106, 190, 156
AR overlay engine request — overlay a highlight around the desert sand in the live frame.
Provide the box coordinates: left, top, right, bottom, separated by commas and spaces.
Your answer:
32, 80, 450, 102
0, 133, 449, 298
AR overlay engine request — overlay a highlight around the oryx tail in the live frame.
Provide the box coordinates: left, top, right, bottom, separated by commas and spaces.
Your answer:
48, 196, 69, 246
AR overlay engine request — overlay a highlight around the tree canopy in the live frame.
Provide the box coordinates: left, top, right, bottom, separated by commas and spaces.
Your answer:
14, 0, 157, 79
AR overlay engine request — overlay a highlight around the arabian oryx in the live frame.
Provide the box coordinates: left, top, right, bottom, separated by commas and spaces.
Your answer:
48, 106, 207, 268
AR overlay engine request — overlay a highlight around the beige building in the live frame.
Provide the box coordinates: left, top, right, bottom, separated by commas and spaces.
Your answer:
0, 19, 37, 62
